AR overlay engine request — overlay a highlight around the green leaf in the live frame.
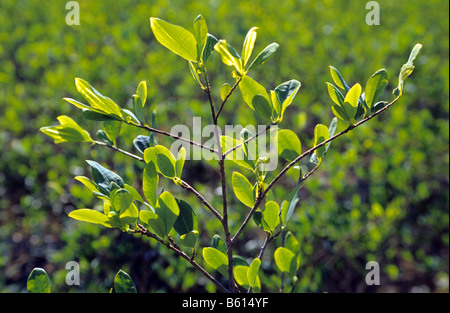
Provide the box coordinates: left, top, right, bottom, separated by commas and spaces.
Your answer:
211, 234, 227, 255
27, 268, 51, 293
202, 33, 218, 62
96, 130, 114, 146
40, 115, 93, 144
86, 160, 124, 196
329, 66, 350, 91
254, 201, 280, 232
143, 161, 158, 208
234, 265, 249, 287
114, 269, 137, 293
247, 42, 279, 71
247, 258, 261, 288
274, 80, 301, 120
281, 184, 301, 225
133, 135, 151, 154
274, 129, 302, 162
202, 247, 228, 277
175, 147, 186, 178
136, 81, 147, 107
242, 27, 258, 66
232, 172, 255, 208
150, 17, 197, 62
103, 120, 121, 146
188, 61, 204, 88
74, 78, 123, 118
274, 247, 298, 277
145, 145, 177, 178
180, 230, 199, 248
221, 136, 254, 170
239, 75, 270, 111
335, 83, 361, 124
214, 39, 244, 74
252, 94, 273, 119
395, 43, 422, 96
81, 109, 118, 121
326, 82, 345, 106
220, 83, 232, 101
132, 95, 145, 125
75, 176, 99, 193
365, 69, 389, 108
154, 191, 180, 238
285, 231, 300, 254
313, 124, 330, 161
173, 199, 196, 235
68, 209, 111, 227
193, 15, 208, 62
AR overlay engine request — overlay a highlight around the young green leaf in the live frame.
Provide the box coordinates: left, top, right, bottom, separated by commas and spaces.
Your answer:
220, 83, 232, 101
232, 172, 255, 208
173, 199, 196, 236
114, 269, 137, 293
175, 147, 187, 178
274, 129, 302, 162
274, 247, 298, 277
74, 78, 123, 118
202, 33, 219, 62
247, 42, 279, 71
143, 161, 158, 208
133, 135, 151, 154
68, 209, 111, 227
86, 160, 124, 196
154, 191, 180, 237
326, 82, 345, 106
274, 79, 301, 120
150, 17, 198, 62
180, 230, 199, 248
247, 258, 261, 288
281, 184, 301, 225
254, 201, 280, 233
193, 15, 208, 62
211, 234, 227, 255
40, 115, 93, 144
365, 69, 388, 108
394, 43, 422, 96
239, 75, 270, 110
313, 124, 330, 161
329, 66, 350, 91
103, 120, 121, 146
27, 268, 51, 293
202, 247, 228, 277
214, 39, 244, 74
145, 145, 177, 178
136, 81, 147, 107
242, 27, 258, 66
252, 94, 273, 119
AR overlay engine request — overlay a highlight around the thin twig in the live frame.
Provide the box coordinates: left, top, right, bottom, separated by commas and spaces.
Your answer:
232, 95, 402, 244
132, 224, 229, 293
215, 78, 242, 120
223, 123, 276, 158
180, 179, 223, 222
126, 121, 218, 154
93, 141, 145, 162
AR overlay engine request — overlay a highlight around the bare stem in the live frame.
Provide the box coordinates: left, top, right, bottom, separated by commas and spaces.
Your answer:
93, 141, 144, 162
180, 179, 223, 222
215, 78, 242, 120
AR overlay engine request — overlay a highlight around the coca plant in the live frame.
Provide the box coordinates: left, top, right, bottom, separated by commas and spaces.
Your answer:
40, 15, 422, 293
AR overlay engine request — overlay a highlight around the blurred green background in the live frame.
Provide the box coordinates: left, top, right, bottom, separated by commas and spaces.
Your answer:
0, 0, 448, 292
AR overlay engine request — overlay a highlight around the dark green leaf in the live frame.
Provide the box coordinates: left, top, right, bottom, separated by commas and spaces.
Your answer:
27, 268, 51, 293
86, 160, 124, 196
173, 199, 196, 235
114, 269, 137, 293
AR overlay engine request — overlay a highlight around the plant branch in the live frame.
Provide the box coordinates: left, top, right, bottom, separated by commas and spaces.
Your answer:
93, 141, 145, 162
215, 78, 242, 120
223, 123, 276, 158
125, 121, 218, 154
132, 224, 229, 293
203, 72, 237, 292
180, 179, 223, 222
232, 94, 402, 244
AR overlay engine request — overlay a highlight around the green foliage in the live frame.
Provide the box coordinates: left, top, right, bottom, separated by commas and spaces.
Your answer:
27, 268, 51, 293
1, 0, 447, 294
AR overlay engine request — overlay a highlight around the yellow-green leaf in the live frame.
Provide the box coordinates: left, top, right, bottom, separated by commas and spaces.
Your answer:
150, 17, 197, 62
232, 172, 255, 208
242, 27, 258, 66
39, 115, 93, 144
